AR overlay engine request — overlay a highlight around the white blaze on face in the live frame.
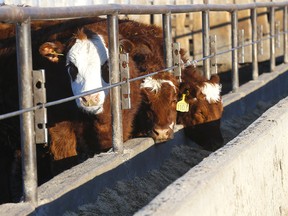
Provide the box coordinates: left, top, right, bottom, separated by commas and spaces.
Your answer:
201, 82, 222, 103
66, 35, 109, 114
140, 77, 177, 93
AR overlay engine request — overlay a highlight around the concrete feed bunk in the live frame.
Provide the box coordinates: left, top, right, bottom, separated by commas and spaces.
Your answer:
137, 96, 288, 215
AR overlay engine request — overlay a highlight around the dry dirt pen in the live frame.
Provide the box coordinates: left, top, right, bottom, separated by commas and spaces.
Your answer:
1, 62, 288, 215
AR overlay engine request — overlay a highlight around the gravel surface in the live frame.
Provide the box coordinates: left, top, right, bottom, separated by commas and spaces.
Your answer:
63, 99, 276, 216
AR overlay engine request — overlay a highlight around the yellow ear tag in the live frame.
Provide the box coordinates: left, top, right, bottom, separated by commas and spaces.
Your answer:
51, 51, 64, 56
176, 94, 189, 112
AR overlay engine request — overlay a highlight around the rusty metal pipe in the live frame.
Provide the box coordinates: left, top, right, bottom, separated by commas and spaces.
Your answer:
107, 14, 123, 154
270, 5, 275, 72
231, 10, 239, 92
16, 18, 38, 206
202, 1, 211, 79
162, 13, 173, 71
251, 8, 259, 80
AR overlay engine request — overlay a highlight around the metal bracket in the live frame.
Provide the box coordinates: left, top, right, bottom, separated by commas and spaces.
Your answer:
172, 42, 182, 82
238, 29, 245, 64
210, 35, 218, 74
257, 25, 264, 55
32, 69, 47, 144
120, 53, 131, 110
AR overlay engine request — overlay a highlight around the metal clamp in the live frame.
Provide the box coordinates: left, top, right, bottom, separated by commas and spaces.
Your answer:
32, 69, 48, 144
120, 53, 131, 110
172, 42, 182, 82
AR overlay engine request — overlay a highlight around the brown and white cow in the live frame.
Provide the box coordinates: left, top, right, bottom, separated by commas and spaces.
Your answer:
132, 72, 178, 142
116, 20, 179, 142
177, 64, 224, 151
39, 26, 143, 160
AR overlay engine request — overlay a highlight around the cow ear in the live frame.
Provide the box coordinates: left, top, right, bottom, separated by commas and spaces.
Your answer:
39, 41, 65, 63
209, 74, 220, 84
119, 39, 134, 54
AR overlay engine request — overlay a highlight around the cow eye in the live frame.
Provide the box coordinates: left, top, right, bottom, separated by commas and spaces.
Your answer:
101, 61, 109, 83
67, 62, 78, 81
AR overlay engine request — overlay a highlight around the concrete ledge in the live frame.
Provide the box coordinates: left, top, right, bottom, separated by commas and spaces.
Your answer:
222, 63, 288, 120
0, 203, 34, 216
136, 96, 288, 216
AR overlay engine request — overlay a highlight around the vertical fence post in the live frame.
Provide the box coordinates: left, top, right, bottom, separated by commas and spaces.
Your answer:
284, 6, 288, 63
16, 18, 38, 206
270, 4, 275, 71
107, 14, 123, 154
162, 12, 173, 71
251, 7, 259, 80
231, 10, 239, 92
202, 0, 210, 79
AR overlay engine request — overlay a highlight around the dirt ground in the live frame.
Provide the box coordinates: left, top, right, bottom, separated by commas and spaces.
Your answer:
63, 99, 276, 216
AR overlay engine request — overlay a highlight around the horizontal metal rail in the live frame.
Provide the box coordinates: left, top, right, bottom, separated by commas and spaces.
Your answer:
0, 2, 287, 22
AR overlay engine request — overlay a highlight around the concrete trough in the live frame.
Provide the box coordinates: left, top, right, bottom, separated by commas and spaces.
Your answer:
1, 63, 288, 215
136, 95, 288, 216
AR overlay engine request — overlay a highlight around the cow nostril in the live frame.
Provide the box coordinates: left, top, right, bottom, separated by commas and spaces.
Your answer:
81, 97, 89, 106
152, 129, 159, 136
81, 97, 87, 102
81, 94, 101, 107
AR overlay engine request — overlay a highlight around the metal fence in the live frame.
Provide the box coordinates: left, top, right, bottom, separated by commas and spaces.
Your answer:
0, 1, 288, 207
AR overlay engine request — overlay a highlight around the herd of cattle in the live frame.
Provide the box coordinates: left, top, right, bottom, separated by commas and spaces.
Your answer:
0, 17, 223, 204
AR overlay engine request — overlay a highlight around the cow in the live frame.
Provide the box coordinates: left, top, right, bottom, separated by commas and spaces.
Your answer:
39, 23, 144, 161
132, 72, 178, 142
116, 20, 179, 142
177, 63, 224, 151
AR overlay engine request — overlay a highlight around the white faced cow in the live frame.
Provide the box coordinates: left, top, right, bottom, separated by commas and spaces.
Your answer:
40, 25, 142, 158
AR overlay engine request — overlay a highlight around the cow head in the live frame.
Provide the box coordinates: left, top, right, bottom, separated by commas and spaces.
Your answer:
39, 28, 110, 115
177, 74, 224, 151
118, 34, 177, 143
139, 72, 178, 143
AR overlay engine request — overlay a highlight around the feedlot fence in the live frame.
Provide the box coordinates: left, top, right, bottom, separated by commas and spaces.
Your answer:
0, 1, 288, 206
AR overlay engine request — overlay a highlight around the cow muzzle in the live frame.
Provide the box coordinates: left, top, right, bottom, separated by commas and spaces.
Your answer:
80, 94, 100, 107
151, 127, 174, 143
